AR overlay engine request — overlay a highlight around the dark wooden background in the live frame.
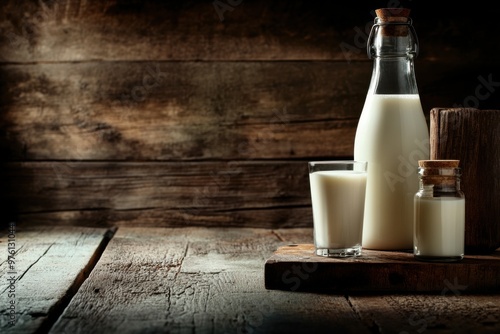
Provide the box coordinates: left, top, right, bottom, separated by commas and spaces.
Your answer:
1, 0, 499, 229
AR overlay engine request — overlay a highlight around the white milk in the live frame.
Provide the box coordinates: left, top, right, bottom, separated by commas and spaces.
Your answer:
309, 171, 367, 249
414, 197, 465, 257
354, 94, 429, 250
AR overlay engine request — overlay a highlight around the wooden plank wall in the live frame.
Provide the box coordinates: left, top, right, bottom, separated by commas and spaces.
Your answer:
1, 0, 499, 228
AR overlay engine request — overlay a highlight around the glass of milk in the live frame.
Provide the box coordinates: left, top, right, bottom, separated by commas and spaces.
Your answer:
308, 161, 368, 257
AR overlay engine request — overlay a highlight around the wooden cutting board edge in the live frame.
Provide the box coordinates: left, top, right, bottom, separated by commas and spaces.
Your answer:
264, 244, 500, 294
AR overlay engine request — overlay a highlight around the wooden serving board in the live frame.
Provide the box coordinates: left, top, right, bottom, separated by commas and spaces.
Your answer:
264, 244, 500, 293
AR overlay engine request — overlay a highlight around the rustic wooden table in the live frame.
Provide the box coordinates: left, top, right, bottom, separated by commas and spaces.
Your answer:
1, 225, 499, 333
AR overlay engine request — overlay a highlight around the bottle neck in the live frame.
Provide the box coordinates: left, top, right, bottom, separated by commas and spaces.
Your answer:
367, 18, 419, 95
368, 56, 418, 94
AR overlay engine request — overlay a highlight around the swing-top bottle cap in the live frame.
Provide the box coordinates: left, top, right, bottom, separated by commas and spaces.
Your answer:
375, 8, 412, 37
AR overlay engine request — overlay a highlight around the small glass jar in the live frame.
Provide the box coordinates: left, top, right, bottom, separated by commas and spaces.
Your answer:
414, 160, 465, 262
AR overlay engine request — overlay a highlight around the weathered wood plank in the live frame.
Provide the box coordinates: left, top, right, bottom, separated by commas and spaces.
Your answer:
0, 224, 114, 333
350, 294, 500, 334
1, 161, 314, 228
0, 1, 498, 62
2, 160, 310, 212
49, 227, 371, 334
0, 61, 365, 160
13, 206, 314, 229
0, 0, 352, 62
264, 244, 500, 293
1, 61, 499, 161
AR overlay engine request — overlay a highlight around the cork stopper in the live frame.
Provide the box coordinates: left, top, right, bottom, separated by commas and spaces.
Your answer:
375, 8, 411, 22
418, 160, 460, 186
418, 160, 460, 168
375, 8, 411, 36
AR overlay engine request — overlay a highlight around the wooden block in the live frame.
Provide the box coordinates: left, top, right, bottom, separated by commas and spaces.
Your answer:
264, 244, 500, 293
430, 108, 500, 254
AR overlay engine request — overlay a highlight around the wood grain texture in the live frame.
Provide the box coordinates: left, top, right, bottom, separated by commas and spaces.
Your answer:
0, 61, 364, 160
0, 225, 114, 333
430, 108, 500, 254
0, 0, 353, 62
50, 227, 371, 334
1, 0, 500, 231
10, 206, 314, 230
1, 1, 498, 63
1, 61, 498, 161
2, 226, 499, 333
1, 161, 314, 228
350, 294, 500, 334
264, 244, 500, 293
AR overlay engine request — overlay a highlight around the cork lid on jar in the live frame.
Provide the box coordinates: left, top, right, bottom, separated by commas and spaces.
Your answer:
418, 160, 461, 186
418, 160, 460, 168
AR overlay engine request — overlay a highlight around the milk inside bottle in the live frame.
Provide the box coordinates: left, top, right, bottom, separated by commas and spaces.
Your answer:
353, 8, 430, 250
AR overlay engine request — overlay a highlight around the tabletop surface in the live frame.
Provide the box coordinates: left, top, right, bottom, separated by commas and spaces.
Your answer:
1, 224, 499, 334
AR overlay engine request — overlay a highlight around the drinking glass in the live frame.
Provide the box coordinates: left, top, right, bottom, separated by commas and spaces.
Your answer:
308, 161, 368, 257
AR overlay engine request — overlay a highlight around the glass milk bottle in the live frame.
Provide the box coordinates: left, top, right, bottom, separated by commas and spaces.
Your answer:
354, 8, 430, 250
414, 160, 465, 261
